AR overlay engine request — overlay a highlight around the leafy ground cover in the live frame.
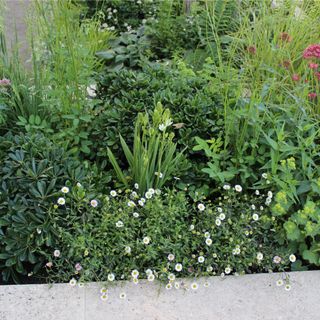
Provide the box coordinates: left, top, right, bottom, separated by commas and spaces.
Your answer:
0, 0, 319, 295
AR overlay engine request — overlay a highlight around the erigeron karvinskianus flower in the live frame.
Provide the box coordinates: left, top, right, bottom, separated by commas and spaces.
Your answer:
276, 279, 284, 286
61, 186, 69, 194
234, 185, 242, 192
143, 236, 151, 245
289, 254, 296, 262
197, 203, 205, 211
168, 253, 175, 261
206, 238, 212, 246
225, 267, 231, 274
257, 252, 264, 261
90, 199, 98, 207
131, 270, 139, 278
57, 197, 65, 205
108, 273, 115, 281
175, 263, 182, 272
100, 287, 108, 294
168, 273, 175, 281
252, 214, 259, 221
219, 213, 226, 220
119, 292, 126, 299
116, 220, 124, 228
190, 282, 198, 290
69, 278, 77, 286
110, 190, 117, 197
75, 263, 82, 271
215, 218, 221, 226
198, 256, 205, 263
147, 274, 155, 282
53, 249, 61, 257
125, 246, 131, 254
273, 256, 282, 264
133, 212, 139, 218
223, 184, 230, 190
127, 200, 136, 207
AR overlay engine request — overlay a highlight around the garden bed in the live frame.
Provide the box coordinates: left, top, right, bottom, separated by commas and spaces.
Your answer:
1, 271, 319, 320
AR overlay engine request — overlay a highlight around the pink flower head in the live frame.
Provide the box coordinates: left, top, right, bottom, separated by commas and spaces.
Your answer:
247, 45, 256, 55
309, 62, 319, 69
292, 74, 300, 81
303, 44, 320, 59
75, 263, 82, 271
279, 32, 292, 43
308, 92, 317, 99
273, 255, 282, 264
0, 78, 11, 86
46, 262, 53, 268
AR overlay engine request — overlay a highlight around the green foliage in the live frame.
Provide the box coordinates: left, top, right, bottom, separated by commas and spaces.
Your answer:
45, 183, 291, 284
0, 133, 87, 282
96, 26, 151, 72
107, 103, 184, 192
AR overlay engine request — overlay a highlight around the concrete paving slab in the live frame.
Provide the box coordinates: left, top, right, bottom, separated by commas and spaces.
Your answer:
0, 271, 319, 320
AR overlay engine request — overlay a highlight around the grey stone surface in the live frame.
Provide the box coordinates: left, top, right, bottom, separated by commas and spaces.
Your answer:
0, 271, 320, 320
3, 0, 32, 66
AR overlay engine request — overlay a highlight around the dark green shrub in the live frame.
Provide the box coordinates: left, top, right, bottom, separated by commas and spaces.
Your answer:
90, 63, 225, 187
0, 133, 87, 282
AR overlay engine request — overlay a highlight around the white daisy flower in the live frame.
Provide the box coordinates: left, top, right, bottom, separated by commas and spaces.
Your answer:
125, 246, 131, 254
262, 173, 268, 179
267, 191, 273, 198
191, 282, 198, 290
69, 278, 77, 286
225, 267, 231, 274
53, 249, 61, 257
251, 204, 256, 210
223, 185, 230, 190
205, 238, 212, 246
148, 274, 155, 282
168, 273, 175, 281
116, 220, 124, 228
61, 186, 69, 194
255, 190, 260, 195
155, 189, 161, 195
168, 253, 175, 261
143, 236, 150, 245
131, 270, 139, 278
108, 273, 115, 281
76, 182, 82, 187
234, 185, 242, 192
110, 190, 117, 197
215, 218, 221, 226
119, 292, 126, 299
198, 256, 205, 263
284, 284, 291, 291
189, 224, 195, 231
145, 269, 153, 276
175, 263, 182, 272
86, 84, 97, 97
212, 253, 217, 258
57, 197, 65, 205
219, 213, 226, 220
276, 279, 284, 286
131, 191, 138, 198
257, 252, 264, 261
204, 232, 210, 238
100, 294, 108, 301
127, 200, 136, 207
217, 207, 223, 213
174, 282, 180, 289
100, 287, 108, 294
197, 203, 205, 211
207, 266, 213, 272
138, 200, 145, 206
134, 183, 139, 189
252, 214, 259, 221
133, 212, 139, 218
273, 256, 282, 264
133, 278, 139, 284
145, 191, 152, 199
166, 283, 172, 290
289, 254, 296, 263
90, 199, 98, 208
148, 188, 155, 194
